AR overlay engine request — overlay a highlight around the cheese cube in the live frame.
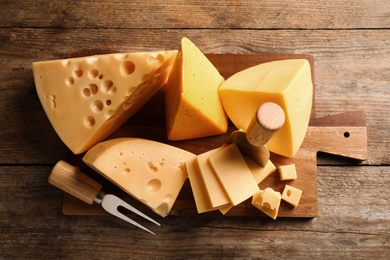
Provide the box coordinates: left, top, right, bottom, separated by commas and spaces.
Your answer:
165, 37, 228, 140
83, 138, 196, 217
208, 143, 260, 206
281, 185, 302, 207
278, 164, 297, 180
252, 188, 282, 220
33, 51, 177, 154
219, 59, 313, 158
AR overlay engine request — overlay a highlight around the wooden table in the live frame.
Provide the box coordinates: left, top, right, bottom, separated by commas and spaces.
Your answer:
1, 1, 389, 258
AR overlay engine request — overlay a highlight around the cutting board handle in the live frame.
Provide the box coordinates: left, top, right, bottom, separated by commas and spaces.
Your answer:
48, 160, 103, 205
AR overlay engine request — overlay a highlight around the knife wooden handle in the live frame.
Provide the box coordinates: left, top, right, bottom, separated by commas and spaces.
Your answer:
246, 102, 285, 146
48, 160, 102, 205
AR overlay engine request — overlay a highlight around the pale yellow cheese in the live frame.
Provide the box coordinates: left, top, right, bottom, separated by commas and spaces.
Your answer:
281, 185, 302, 207
196, 147, 230, 208
33, 51, 177, 154
244, 157, 276, 184
219, 59, 313, 158
208, 143, 260, 206
82, 138, 195, 217
165, 37, 228, 140
252, 188, 282, 220
278, 164, 297, 180
185, 158, 215, 213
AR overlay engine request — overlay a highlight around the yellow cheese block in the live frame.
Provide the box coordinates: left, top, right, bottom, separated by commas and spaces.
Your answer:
33, 51, 177, 154
208, 143, 260, 206
165, 37, 228, 140
82, 138, 196, 217
252, 188, 282, 220
219, 59, 313, 158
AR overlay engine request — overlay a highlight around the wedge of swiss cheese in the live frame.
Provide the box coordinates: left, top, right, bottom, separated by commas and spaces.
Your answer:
165, 37, 228, 140
83, 138, 196, 217
219, 59, 313, 158
33, 51, 177, 154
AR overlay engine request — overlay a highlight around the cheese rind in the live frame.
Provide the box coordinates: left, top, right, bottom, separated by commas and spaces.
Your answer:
281, 185, 302, 207
165, 37, 228, 140
208, 143, 260, 206
82, 138, 195, 217
33, 51, 177, 154
219, 59, 313, 158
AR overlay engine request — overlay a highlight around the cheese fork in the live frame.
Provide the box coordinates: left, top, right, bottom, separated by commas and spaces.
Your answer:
48, 160, 160, 235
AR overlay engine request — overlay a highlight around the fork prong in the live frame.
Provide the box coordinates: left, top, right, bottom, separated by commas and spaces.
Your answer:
113, 209, 157, 235
101, 194, 160, 234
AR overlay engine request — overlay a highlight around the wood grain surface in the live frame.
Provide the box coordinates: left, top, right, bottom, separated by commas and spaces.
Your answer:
0, 1, 389, 259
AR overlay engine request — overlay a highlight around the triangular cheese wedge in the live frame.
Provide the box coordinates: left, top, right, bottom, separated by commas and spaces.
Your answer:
165, 37, 228, 140
33, 51, 177, 154
83, 138, 196, 217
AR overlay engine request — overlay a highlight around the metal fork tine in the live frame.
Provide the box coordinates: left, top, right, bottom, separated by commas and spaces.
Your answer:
101, 194, 160, 235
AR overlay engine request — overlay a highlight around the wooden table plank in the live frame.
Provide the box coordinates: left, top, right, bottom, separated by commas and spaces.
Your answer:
0, 165, 388, 258
1, 0, 389, 29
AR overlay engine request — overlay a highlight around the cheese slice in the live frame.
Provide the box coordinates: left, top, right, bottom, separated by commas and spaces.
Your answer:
208, 143, 259, 206
196, 147, 230, 208
244, 157, 276, 184
165, 37, 228, 140
82, 138, 195, 217
219, 59, 313, 158
186, 158, 215, 214
252, 188, 282, 220
33, 51, 177, 154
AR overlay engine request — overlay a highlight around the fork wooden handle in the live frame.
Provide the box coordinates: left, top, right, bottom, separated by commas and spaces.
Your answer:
48, 160, 102, 205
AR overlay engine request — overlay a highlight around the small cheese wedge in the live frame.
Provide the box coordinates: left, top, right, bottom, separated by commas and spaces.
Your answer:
208, 143, 259, 206
219, 59, 313, 158
165, 37, 228, 140
33, 51, 176, 154
82, 138, 195, 217
281, 185, 302, 207
252, 188, 282, 220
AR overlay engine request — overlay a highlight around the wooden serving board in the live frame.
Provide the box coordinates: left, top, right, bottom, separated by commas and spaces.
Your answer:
61, 54, 367, 218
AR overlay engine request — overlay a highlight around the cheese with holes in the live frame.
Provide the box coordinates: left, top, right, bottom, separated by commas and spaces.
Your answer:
278, 164, 297, 180
208, 143, 259, 206
165, 37, 228, 140
252, 188, 282, 220
82, 138, 195, 217
282, 185, 302, 207
33, 51, 177, 154
219, 59, 313, 158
